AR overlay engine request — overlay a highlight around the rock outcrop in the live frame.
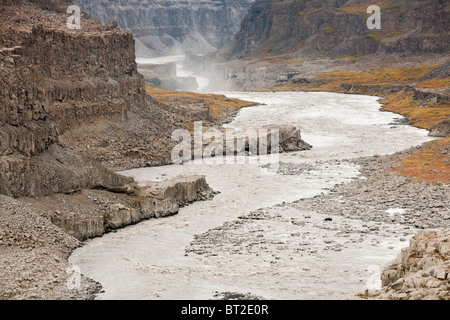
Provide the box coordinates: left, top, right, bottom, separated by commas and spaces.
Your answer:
223, 125, 312, 155
204, 55, 351, 91
0, 0, 193, 195
179, 124, 312, 162
429, 119, 450, 137
74, 0, 255, 57
368, 229, 449, 300
138, 62, 199, 91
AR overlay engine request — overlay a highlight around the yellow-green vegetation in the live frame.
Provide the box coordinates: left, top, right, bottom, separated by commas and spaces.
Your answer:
384, 31, 402, 38
259, 55, 306, 64
146, 86, 258, 121
393, 137, 450, 183
336, 1, 400, 15
316, 65, 439, 86
266, 65, 440, 93
366, 32, 383, 42
415, 78, 450, 89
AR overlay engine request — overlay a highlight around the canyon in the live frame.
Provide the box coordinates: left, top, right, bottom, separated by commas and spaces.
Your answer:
0, 0, 310, 299
0, 0, 448, 301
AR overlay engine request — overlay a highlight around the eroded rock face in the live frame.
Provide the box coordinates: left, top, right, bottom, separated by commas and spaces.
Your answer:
227, 125, 312, 154
74, 0, 255, 57
186, 125, 312, 161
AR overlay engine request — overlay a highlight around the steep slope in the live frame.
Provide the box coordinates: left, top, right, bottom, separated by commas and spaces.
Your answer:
74, 0, 255, 57
219, 0, 449, 60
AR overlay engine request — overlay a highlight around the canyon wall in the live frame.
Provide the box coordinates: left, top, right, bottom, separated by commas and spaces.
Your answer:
217, 0, 449, 60
0, 0, 177, 197
74, 0, 255, 57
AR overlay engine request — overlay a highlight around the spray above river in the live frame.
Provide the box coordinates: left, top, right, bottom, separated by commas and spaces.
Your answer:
136, 56, 211, 92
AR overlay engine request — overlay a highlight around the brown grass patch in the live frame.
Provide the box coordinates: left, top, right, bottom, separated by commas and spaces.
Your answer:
146, 86, 258, 120
414, 78, 450, 89
380, 90, 449, 130
260, 55, 306, 64
393, 137, 450, 183
316, 65, 438, 86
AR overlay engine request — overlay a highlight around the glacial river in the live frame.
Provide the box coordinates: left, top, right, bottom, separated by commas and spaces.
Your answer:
69, 58, 434, 300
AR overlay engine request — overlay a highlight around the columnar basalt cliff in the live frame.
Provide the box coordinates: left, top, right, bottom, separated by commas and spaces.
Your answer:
0, 0, 146, 197
200, 0, 449, 101
74, 0, 255, 57
0, 0, 220, 222
0, 0, 206, 197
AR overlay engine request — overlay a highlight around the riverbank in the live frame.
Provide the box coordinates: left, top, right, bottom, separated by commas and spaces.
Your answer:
2, 79, 447, 300
0, 175, 216, 300
205, 56, 449, 193
1, 0, 447, 302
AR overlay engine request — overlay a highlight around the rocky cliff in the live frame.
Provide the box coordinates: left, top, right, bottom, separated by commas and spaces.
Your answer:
0, 0, 140, 197
74, 0, 254, 57
218, 0, 449, 60
0, 0, 193, 196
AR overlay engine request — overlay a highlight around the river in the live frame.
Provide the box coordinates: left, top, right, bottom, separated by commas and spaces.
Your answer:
69, 57, 434, 300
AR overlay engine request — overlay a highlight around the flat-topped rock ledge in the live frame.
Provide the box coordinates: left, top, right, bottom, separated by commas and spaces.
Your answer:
48, 175, 216, 241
